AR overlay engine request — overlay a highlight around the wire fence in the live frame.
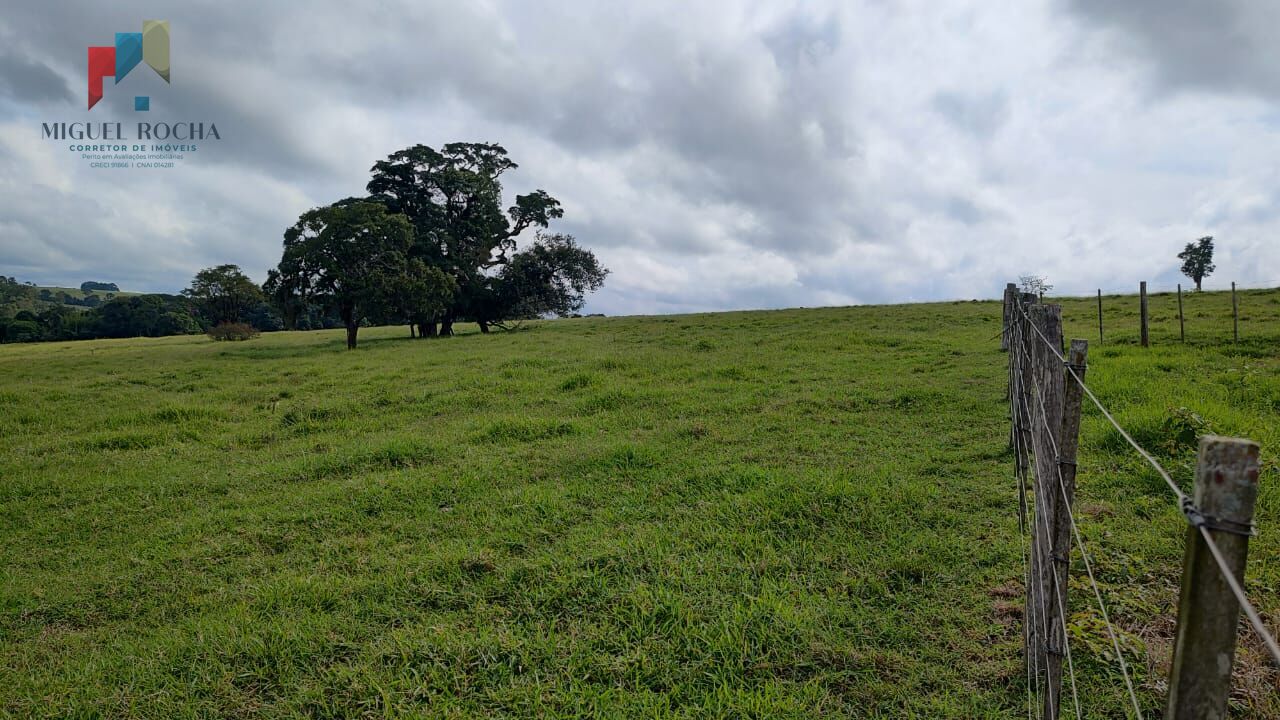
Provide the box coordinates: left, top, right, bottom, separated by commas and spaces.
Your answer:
1002, 285, 1278, 719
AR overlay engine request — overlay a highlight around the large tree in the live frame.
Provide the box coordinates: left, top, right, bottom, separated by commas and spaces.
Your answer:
366, 142, 563, 336
1178, 236, 1215, 291
271, 200, 452, 349
183, 264, 263, 327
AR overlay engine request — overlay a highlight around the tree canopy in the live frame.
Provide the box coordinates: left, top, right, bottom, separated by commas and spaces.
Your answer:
271, 200, 454, 349
80, 281, 119, 292
490, 232, 609, 325
183, 264, 263, 326
365, 142, 568, 336
1178, 236, 1215, 291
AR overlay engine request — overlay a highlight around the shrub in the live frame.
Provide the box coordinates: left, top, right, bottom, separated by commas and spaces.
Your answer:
1160, 406, 1209, 455
207, 322, 260, 342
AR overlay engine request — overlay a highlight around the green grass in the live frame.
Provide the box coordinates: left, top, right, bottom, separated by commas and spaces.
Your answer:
1, 287, 1277, 718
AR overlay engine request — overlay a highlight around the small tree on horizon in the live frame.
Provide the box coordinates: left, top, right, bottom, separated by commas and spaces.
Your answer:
1178, 236, 1215, 291
1018, 274, 1052, 297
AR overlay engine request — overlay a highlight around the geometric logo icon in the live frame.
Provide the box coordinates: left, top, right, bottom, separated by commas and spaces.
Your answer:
88, 20, 169, 110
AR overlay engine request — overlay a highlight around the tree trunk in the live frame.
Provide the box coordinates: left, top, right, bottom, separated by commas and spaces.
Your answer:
422, 321, 437, 337
340, 304, 358, 349
1195, 278, 1202, 291
478, 320, 489, 334
440, 317, 454, 337
409, 324, 416, 338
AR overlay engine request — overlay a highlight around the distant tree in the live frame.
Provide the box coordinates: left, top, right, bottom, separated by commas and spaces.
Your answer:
1178, 236, 1215, 291
273, 200, 451, 349
80, 281, 120, 292
1019, 274, 1053, 298
366, 142, 563, 337
183, 264, 264, 327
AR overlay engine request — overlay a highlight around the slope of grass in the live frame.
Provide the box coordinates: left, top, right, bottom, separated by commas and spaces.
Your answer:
33, 285, 141, 299
0, 288, 1276, 718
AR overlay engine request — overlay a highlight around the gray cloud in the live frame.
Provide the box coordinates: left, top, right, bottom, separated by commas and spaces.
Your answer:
932, 90, 1008, 139
0, 52, 72, 103
1064, 0, 1280, 99
1, 1, 1279, 312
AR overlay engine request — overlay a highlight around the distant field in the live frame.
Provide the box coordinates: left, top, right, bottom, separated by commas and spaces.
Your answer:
1, 288, 1277, 717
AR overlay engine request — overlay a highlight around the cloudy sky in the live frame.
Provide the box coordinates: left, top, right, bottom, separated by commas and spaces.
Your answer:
1, 1, 1278, 315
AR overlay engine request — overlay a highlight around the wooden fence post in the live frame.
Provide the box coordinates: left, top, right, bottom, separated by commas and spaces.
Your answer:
1016, 293, 1038, 490
1016, 292, 1039, 681
1039, 337, 1086, 720
1097, 289, 1103, 345
1028, 303, 1065, 712
1140, 281, 1149, 348
1165, 436, 1261, 720
1002, 282, 1017, 352
1177, 283, 1185, 343
1232, 282, 1239, 343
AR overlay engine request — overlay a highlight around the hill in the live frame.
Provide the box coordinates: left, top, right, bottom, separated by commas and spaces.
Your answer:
1, 281, 142, 315
36, 285, 142, 300
0, 289, 1277, 717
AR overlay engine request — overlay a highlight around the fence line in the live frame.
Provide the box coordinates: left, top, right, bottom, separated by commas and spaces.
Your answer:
1085, 281, 1248, 347
1010, 317, 1140, 718
1014, 296, 1279, 663
1002, 286, 1276, 719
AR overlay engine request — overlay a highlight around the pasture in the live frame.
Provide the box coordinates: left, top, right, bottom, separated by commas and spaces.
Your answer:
2, 288, 1277, 718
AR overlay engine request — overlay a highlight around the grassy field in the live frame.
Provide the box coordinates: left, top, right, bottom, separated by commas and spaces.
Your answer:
33, 286, 140, 299
1, 287, 1277, 718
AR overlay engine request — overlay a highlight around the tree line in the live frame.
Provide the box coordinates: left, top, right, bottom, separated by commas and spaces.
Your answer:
0, 272, 279, 343
1, 142, 609, 347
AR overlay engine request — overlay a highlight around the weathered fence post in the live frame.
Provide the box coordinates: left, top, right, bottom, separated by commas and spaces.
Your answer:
1232, 282, 1239, 343
1041, 337, 1087, 720
1097, 289, 1103, 345
1002, 282, 1017, 352
1165, 436, 1261, 720
1016, 293, 1038, 490
1140, 281, 1149, 348
1013, 292, 1038, 519
1016, 292, 1039, 683
1028, 303, 1065, 713
1177, 283, 1185, 343
1018, 293, 1039, 486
